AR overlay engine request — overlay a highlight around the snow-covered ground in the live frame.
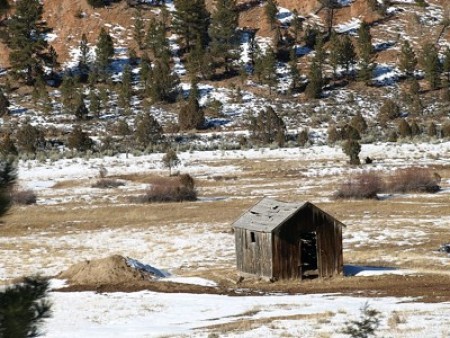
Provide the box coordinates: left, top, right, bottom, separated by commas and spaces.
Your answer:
43, 289, 450, 338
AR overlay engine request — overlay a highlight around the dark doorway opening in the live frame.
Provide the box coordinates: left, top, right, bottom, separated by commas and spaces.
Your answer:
299, 232, 318, 279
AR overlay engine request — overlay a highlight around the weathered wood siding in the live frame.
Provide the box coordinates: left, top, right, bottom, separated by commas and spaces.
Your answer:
235, 228, 273, 277
272, 205, 343, 279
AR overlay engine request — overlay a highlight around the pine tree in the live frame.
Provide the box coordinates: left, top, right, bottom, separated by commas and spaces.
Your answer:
96, 28, 115, 78
342, 138, 361, 165
261, 48, 278, 95
145, 18, 169, 58
118, 65, 133, 109
60, 75, 77, 114
378, 99, 400, 126
399, 40, 417, 78
6, 0, 53, 84
89, 90, 101, 118
78, 34, 91, 80
134, 112, 163, 148
209, 0, 239, 74
74, 93, 89, 120
397, 118, 412, 138
147, 54, 179, 102
133, 8, 145, 50
290, 9, 303, 44
410, 119, 421, 136
328, 32, 341, 79
0, 276, 51, 338
249, 106, 286, 146
305, 58, 323, 99
421, 42, 441, 90
0, 87, 10, 116
357, 21, 375, 82
0, 157, 15, 217
0, 133, 18, 157
351, 112, 368, 133
265, 0, 278, 30
172, 0, 210, 52
443, 47, 450, 82
178, 81, 205, 130
186, 38, 213, 80
67, 125, 92, 152
289, 47, 301, 93
427, 121, 437, 137
16, 122, 43, 154
47, 45, 59, 79
341, 35, 356, 77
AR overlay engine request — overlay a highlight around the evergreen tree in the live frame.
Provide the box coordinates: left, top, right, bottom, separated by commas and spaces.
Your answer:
0, 276, 51, 338
289, 47, 301, 93
60, 75, 77, 114
0, 88, 10, 116
147, 55, 179, 102
421, 42, 441, 90
89, 90, 101, 118
442, 47, 450, 82
134, 112, 163, 148
327, 125, 341, 144
410, 119, 421, 136
6, 0, 52, 84
78, 34, 91, 80
95, 28, 115, 78
265, 0, 278, 30
341, 35, 356, 77
0, 157, 15, 217
328, 32, 341, 79
87, 0, 107, 8
47, 45, 59, 78
133, 8, 145, 50
16, 122, 43, 154
378, 99, 400, 126
305, 58, 323, 99
399, 40, 417, 78
357, 21, 375, 82
427, 121, 437, 137
209, 0, 239, 74
260, 48, 278, 95
0, 133, 18, 158
351, 112, 368, 133
178, 81, 205, 130
172, 0, 210, 52
249, 106, 286, 146
145, 18, 169, 58
290, 9, 303, 44
186, 39, 214, 80
397, 118, 412, 138
139, 54, 152, 88
67, 125, 92, 152
342, 138, 361, 165
118, 65, 133, 109
74, 93, 89, 120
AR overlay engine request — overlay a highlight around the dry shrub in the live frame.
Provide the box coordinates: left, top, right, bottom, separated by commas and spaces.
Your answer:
130, 174, 197, 203
334, 172, 383, 199
91, 179, 125, 189
11, 189, 37, 205
386, 167, 440, 193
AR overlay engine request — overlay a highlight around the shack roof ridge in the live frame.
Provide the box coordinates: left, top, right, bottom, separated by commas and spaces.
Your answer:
232, 197, 310, 232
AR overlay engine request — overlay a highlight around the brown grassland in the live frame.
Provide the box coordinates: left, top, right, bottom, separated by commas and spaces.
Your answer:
1, 157, 450, 303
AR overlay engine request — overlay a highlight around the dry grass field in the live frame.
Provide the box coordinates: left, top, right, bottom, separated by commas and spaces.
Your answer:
1, 146, 450, 305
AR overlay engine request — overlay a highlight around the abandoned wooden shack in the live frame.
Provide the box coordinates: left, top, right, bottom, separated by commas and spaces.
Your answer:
233, 197, 345, 280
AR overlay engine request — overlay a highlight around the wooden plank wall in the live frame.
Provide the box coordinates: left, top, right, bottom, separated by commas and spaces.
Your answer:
235, 228, 273, 277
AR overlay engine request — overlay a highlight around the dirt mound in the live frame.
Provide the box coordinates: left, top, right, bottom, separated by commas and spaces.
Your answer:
57, 255, 167, 286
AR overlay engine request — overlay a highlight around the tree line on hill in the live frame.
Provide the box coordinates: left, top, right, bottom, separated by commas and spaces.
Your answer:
0, 0, 450, 161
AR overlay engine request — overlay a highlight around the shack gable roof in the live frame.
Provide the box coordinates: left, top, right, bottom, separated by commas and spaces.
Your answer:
232, 197, 306, 232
